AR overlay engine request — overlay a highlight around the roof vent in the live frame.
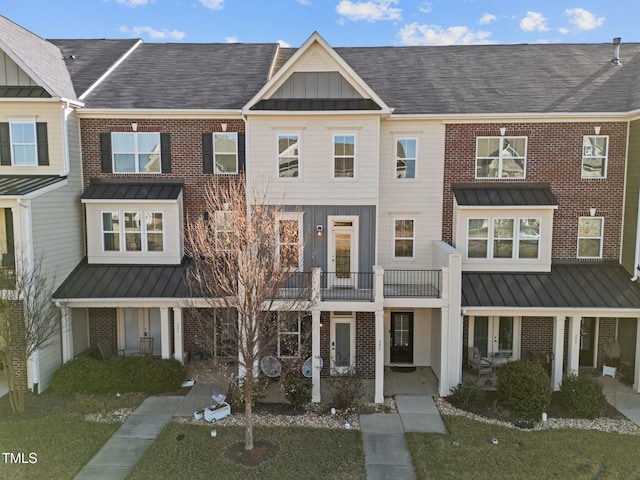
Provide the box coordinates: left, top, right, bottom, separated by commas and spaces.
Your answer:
612, 37, 622, 65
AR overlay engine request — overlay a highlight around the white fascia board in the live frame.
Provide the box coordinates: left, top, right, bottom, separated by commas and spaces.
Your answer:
387, 112, 632, 122
456, 204, 559, 210
0, 97, 82, 108
79, 39, 143, 100
462, 306, 640, 317
77, 109, 243, 119
243, 108, 393, 116
244, 32, 390, 112
81, 198, 179, 204
54, 297, 225, 308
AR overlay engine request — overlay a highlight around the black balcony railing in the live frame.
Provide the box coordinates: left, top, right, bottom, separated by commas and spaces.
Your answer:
321, 272, 374, 302
276, 271, 312, 300
383, 270, 441, 298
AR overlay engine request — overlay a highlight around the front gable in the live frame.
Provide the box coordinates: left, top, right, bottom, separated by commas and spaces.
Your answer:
244, 33, 391, 113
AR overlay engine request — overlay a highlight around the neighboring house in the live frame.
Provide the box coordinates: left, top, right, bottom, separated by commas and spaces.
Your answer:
0, 16, 88, 392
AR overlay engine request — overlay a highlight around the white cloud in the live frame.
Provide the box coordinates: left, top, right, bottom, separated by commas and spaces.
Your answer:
277, 39, 292, 48
520, 11, 549, 32
121, 26, 186, 40
114, 0, 152, 6
199, 0, 224, 10
336, 0, 401, 22
565, 8, 604, 31
398, 23, 494, 46
558, 27, 569, 35
224, 36, 239, 43
419, 2, 432, 14
479, 13, 496, 25
296, 0, 312, 4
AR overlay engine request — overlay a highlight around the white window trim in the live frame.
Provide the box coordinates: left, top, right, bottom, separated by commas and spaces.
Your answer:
469, 316, 522, 360
101, 210, 164, 253
9, 121, 38, 166
213, 210, 235, 252
581, 135, 609, 179
393, 217, 416, 259
394, 137, 418, 180
276, 133, 301, 179
475, 136, 527, 179
577, 216, 604, 259
277, 311, 302, 358
466, 216, 541, 260
332, 133, 356, 179
213, 132, 239, 175
276, 212, 304, 271
112, 132, 161, 174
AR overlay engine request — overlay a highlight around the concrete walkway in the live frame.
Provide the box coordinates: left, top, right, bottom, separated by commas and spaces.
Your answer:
599, 375, 640, 425
360, 395, 447, 480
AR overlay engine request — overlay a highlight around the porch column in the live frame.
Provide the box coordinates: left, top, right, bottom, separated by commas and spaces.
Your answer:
312, 309, 321, 403
173, 307, 184, 364
551, 316, 565, 390
634, 318, 640, 393
160, 307, 171, 359
566, 316, 580, 376
60, 306, 73, 363
374, 309, 384, 403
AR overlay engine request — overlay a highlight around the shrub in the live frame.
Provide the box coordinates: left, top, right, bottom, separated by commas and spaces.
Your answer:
52, 357, 185, 395
559, 374, 608, 419
448, 379, 486, 409
329, 368, 363, 410
284, 374, 312, 411
496, 360, 551, 420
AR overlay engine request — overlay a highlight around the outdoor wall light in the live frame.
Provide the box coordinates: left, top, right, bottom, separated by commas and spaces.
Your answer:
316, 225, 323, 237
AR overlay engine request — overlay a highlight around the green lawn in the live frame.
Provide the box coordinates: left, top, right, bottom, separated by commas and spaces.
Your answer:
127, 422, 366, 480
0, 391, 145, 480
407, 415, 640, 480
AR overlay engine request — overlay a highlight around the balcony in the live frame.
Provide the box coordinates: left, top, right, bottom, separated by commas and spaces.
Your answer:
383, 270, 441, 298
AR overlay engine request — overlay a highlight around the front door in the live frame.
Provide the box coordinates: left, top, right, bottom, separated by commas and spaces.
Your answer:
328, 217, 358, 288
472, 316, 515, 359
330, 313, 355, 374
580, 317, 596, 367
390, 312, 413, 363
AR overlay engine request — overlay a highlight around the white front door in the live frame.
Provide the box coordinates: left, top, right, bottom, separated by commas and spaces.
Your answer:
330, 312, 355, 374
471, 316, 521, 361
328, 216, 358, 288
120, 308, 161, 354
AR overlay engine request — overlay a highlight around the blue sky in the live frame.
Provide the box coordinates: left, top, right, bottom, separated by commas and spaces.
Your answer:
1, 0, 634, 47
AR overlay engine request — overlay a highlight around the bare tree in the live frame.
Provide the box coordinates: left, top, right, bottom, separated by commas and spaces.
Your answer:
187, 175, 314, 451
0, 257, 60, 414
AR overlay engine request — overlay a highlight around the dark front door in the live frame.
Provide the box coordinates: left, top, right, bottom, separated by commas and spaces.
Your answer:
580, 317, 596, 366
390, 312, 413, 363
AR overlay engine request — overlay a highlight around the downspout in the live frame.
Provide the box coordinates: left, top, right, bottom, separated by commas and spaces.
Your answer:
631, 183, 640, 281
59, 102, 71, 176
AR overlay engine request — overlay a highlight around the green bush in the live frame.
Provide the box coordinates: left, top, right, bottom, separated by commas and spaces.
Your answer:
52, 357, 185, 395
448, 378, 486, 409
329, 368, 363, 410
559, 374, 608, 419
496, 360, 551, 420
284, 374, 312, 411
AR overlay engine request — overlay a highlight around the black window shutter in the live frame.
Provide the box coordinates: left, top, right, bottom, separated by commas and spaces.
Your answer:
100, 133, 112, 173
36, 122, 49, 166
202, 132, 213, 173
0, 123, 10, 166
160, 133, 171, 173
237, 132, 246, 173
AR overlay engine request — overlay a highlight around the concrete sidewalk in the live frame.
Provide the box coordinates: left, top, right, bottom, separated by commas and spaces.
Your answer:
599, 375, 640, 426
360, 395, 446, 480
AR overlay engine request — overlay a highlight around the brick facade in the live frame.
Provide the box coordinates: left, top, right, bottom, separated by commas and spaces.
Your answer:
443, 122, 627, 261
88, 308, 117, 350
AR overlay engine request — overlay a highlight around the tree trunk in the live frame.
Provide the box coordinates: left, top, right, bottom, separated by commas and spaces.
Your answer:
244, 374, 254, 450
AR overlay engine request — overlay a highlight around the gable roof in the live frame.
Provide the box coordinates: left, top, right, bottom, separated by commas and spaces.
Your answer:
0, 15, 77, 100
49, 39, 141, 99
80, 42, 278, 109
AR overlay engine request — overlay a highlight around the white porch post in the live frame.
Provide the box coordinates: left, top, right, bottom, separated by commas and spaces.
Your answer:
60, 307, 73, 363
311, 267, 322, 403
566, 316, 580, 376
634, 318, 640, 393
551, 316, 565, 390
160, 307, 171, 359
173, 307, 184, 364
374, 309, 384, 403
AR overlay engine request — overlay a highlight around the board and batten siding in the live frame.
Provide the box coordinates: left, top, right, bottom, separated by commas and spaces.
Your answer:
377, 120, 446, 270
30, 109, 84, 391
622, 119, 640, 275
0, 51, 38, 86
247, 114, 380, 205
0, 102, 65, 175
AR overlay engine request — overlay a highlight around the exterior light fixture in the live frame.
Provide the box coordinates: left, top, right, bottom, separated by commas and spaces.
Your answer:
316, 225, 323, 237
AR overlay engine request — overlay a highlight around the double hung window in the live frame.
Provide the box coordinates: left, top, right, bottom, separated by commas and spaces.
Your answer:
278, 134, 299, 178
214, 133, 238, 174
276, 214, 303, 270
396, 138, 416, 179
577, 217, 603, 258
102, 211, 164, 252
10, 122, 37, 166
467, 217, 540, 260
394, 219, 415, 258
476, 136, 527, 178
112, 133, 161, 173
582, 136, 608, 178
333, 134, 355, 178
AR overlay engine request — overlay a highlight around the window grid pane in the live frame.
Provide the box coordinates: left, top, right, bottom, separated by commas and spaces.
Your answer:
214, 133, 238, 174
10, 123, 37, 166
578, 217, 603, 258
124, 212, 142, 251
396, 138, 416, 179
334, 135, 355, 178
582, 136, 608, 178
278, 134, 299, 178
112, 133, 161, 173
394, 219, 414, 258
146, 212, 164, 252
102, 212, 120, 251
467, 218, 489, 258
476, 136, 526, 178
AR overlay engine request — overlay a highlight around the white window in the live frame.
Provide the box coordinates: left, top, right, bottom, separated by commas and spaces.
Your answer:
467, 217, 540, 260
112, 133, 161, 173
10, 122, 37, 166
394, 219, 415, 258
102, 211, 164, 252
396, 138, 417, 179
278, 134, 299, 178
577, 217, 603, 259
276, 214, 303, 270
476, 136, 527, 178
214, 133, 238, 174
333, 134, 355, 178
471, 316, 520, 360
582, 136, 608, 178
277, 311, 302, 358
214, 210, 235, 251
